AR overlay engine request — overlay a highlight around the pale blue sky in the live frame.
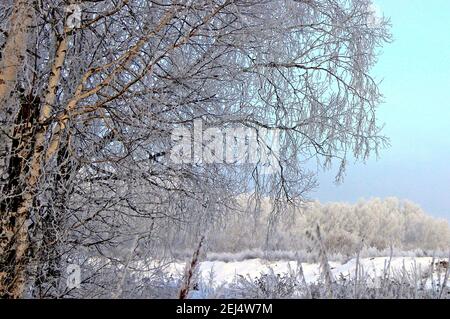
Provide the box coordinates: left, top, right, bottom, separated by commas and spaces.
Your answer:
314, 0, 450, 219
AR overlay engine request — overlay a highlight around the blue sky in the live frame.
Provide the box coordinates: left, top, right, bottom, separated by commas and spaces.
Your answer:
313, 0, 450, 219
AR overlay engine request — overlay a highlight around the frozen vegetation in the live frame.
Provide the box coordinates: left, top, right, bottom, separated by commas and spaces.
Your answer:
63, 198, 450, 299
166, 256, 450, 299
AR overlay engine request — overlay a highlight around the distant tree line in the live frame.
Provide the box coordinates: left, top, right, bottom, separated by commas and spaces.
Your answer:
192, 197, 450, 256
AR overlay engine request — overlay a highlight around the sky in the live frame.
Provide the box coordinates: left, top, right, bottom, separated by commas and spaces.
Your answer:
313, 0, 450, 220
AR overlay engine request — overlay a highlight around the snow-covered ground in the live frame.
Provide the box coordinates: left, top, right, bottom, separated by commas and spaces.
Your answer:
166, 257, 449, 288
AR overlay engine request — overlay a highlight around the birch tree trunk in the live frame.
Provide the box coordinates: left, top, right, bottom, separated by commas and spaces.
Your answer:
0, 0, 33, 108
0, 29, 69, 298
0, 0, 34, 202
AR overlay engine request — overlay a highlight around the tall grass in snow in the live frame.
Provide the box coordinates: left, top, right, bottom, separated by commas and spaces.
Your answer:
178, 236, 204, 299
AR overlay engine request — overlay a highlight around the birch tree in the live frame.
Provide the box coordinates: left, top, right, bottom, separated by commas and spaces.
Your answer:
0, 0, 390, 298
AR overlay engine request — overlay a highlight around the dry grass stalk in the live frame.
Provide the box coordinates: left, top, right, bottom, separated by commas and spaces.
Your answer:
178, 236, 205, 299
